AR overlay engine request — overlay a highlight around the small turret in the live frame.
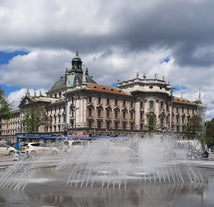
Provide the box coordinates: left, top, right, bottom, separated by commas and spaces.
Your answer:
71, 51, 83, 73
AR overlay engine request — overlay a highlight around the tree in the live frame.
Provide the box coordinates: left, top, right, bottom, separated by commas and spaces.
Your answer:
205, 118, 214, 145
146, 111, 156, 134
22, 103, 46, 133
184, 115, 203, 140
0, 88, 12, 120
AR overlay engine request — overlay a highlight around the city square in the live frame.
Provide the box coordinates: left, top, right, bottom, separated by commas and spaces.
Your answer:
1, 1, 214, 207
0, 135, 214, 207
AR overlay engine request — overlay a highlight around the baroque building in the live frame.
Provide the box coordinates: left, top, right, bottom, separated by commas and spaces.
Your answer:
0, 52, 201, 140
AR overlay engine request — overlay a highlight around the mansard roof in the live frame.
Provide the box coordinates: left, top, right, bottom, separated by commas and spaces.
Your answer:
172, 97, 197, 106
86, 83, 131, 96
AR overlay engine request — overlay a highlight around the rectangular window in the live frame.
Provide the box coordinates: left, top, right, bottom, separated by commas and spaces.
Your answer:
107, 98, 110, 105
88, 96, 92, 103
123, 122, 126, 130
88, 120, 92, 128
88, 108, 92, 116
97, 121, 102, 129
98, 97, 101, 104
115, 99, 118, 106
115, 122, 118, 129
130, 123, 134, 130
176, 116, 179, 123
131, 101, 134, 108
115, 111, 118, 119
123, 111, 126, 119
149, 101, 154, 109
106, 110, 110, 118
160, 118, 163, 127
182, 116, 185, 124
160, 101, 164, 109
98, 109, 102, 117
106, 121, 110, 130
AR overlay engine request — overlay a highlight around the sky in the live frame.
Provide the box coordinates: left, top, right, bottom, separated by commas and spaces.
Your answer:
0, 0, 213, 120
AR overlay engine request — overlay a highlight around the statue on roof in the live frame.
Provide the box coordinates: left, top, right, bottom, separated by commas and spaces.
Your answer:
136, 72, 139, 78
26, 89, 30, 97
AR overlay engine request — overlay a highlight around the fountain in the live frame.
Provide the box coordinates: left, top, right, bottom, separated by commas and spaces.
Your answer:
0, 135, 205, 190
61, 135, 204, 189
0, 135, 213, 206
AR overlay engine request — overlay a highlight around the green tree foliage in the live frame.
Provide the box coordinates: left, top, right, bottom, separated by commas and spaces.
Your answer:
205, 118, 214, 144
0, 88, 12, 119
146, 112, 156, 133
184, 115, 203, 139
22, 103, 46, 133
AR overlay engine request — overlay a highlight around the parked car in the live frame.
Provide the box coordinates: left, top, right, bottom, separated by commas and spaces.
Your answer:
21, 142, 59, 155
0, 142, 18, 156
63, 139, 91, 150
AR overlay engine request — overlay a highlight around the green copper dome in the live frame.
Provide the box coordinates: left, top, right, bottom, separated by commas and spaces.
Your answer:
47, 52, 97, 95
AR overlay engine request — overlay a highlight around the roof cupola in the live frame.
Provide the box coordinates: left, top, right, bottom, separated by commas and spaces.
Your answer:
71, 51, 83, 73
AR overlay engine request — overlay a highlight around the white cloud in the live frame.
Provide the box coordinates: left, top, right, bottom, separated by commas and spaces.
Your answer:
0, 49, 72, 89
7, 88, 46, 109
0, 0, 214, 120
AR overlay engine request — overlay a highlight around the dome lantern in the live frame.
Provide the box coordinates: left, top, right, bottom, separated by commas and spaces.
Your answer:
71, 51, 83, 73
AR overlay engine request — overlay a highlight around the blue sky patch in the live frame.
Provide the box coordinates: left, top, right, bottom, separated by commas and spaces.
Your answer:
160, 56, 170, 64
175, 85, 187, 91
110, 82, 117, 87
0, 84, 21, 97
0, 50, 29, 65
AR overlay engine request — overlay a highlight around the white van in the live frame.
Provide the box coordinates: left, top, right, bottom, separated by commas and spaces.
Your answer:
63, 139, 91, 152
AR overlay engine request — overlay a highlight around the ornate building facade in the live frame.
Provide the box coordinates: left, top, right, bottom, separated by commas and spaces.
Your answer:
0, 52, 201, 139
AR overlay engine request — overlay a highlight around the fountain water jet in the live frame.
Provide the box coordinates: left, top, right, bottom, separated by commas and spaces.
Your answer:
60, 135, 204, 189
0, 135, 205, 191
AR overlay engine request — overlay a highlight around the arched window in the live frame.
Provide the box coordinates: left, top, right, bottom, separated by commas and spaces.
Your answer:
97, 108, 102, 117
88, 108, 92, 116
149, 100, 154, 109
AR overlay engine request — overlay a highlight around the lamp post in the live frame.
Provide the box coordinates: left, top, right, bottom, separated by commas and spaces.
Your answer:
170, 86, 176, 137
74, 95, 76, 136
73, 95, 79, 136
64, 68, 69, 136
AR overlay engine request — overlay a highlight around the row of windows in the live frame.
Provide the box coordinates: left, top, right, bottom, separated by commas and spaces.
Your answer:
88, 120, 136, 130
89, 98, 169, 110
89, 97, 172, 109
174, 107, 195, 114
48, 98, 195, 117
88, 108, 135, 119
89, 97, 135, 107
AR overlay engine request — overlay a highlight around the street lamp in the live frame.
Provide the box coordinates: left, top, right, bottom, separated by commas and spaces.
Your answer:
73, 95, 79, 136
170, 86, 176, 137
64, 68, 69, 135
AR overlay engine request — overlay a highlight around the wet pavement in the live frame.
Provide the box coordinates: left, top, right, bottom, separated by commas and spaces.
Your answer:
0, 139, 214, 207
0, 155, 213, 207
